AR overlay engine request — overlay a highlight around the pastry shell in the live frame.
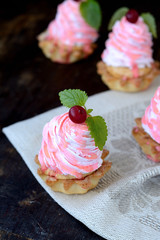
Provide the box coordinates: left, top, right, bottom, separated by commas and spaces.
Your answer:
35, 149, 111, 194
97, 61, 160, 92
132, 118, 160, 162
38, 31, 96, 64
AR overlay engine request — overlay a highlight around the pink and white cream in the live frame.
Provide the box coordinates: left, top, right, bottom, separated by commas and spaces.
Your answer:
47, 0, 98, 46
38, 113, 103, 178
102, 16, 153, 75
142, 87, 160, 144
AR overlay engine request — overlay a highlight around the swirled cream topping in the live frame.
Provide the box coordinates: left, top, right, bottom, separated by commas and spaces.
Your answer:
38, 112, 103, 178
47, 0, 98, 46
102, 16, 153, 74
142, 87, 160, 144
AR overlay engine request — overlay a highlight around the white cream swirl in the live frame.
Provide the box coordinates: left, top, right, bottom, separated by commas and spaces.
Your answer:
47, 0, 98, 46
102, 16, 153, 69
38, 112, 103, 178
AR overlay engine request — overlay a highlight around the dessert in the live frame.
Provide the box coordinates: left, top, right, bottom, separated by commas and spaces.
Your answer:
35, 89, 111, 194
37, 0, 102, 63
97, 7, 160, 92
132, 86, 160, 162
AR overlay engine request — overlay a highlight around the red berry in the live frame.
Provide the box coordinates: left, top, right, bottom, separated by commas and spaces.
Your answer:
73, 0, 81, 2
126, 9, 139, 23
69, 105, 87, 124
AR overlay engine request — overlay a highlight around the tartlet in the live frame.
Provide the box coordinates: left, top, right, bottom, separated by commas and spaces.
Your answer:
35, 89, 111, 194
38, 0, 101, 63
97, 8, 160, 92
132, 87, 160, 162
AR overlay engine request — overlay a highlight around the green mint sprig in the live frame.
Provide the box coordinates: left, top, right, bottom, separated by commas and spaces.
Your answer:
59, 89, 108, 151
59, 89, 88, 108
86, 116, 108, 151
108, 7, 129, 31
141, 13, 157, 38
80, 0, 102, 30
107, 7, 157, 38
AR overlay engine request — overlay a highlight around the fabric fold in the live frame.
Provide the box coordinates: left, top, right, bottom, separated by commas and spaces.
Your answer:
2, 76, 160, 240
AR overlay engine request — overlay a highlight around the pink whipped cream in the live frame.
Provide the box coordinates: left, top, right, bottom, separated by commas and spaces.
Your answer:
38, 112, 103, 178
142, 87, 160, 143
47, 0, 98, 47
102, 16, 153, 77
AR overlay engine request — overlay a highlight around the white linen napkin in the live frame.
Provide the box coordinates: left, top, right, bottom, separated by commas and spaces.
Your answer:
3, 77, 160, 240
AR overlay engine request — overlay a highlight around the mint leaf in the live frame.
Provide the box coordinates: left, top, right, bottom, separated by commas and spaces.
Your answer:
59, 89, 88, 108
87, 109, 93, 114
80, 0, 102, 30
108, 7, 129, 31
141, 13, 157, 38
86, 116, 108, 151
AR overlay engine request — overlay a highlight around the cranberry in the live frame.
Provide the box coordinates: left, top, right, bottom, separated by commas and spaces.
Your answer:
69, 105, 87, 124
126, 9, 139, 23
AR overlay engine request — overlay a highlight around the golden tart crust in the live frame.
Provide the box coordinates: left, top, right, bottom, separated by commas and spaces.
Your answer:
35, 149, 111, 194
38, 31, 96, 64
97, 61, 160, 92
132, 118, 160, 162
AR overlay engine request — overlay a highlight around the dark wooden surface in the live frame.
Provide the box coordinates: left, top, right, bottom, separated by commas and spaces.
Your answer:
1, 1, 160, 239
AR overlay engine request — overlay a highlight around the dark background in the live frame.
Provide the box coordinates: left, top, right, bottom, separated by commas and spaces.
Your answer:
1, 1, 160, 239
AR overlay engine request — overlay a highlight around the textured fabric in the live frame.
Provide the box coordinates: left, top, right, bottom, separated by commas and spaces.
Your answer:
3, 77, 160, 240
